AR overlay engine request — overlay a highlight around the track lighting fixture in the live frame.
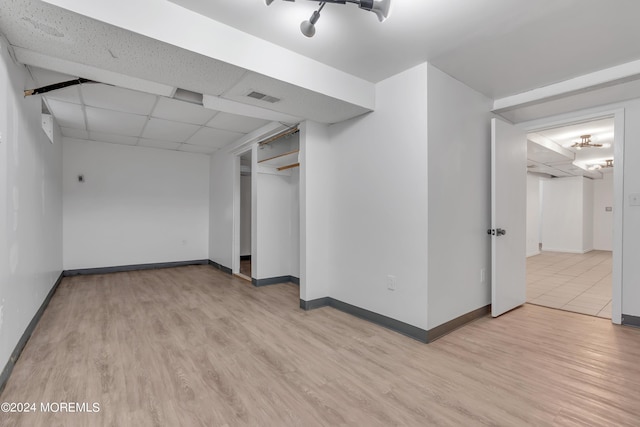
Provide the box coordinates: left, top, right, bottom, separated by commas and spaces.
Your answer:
265, 0, 392, 38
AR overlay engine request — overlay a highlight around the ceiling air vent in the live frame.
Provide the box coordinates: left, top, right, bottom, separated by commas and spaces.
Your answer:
246, 90, 280, 103
173, 88, 203, 105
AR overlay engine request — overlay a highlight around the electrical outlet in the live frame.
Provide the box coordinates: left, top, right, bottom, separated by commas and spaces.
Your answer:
480, 268, 486, 283
386, 275, 396, 291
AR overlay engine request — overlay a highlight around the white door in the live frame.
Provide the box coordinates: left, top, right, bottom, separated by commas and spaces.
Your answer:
491, 118, 527, 317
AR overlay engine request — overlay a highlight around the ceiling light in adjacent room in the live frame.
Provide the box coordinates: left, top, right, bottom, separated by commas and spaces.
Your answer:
571, 134, 603, 150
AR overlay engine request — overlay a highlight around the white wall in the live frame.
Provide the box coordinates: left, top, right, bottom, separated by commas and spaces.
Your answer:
290, 168, 300, 279
426, 64, 493, 329
541, 176, 590, 253
0, 41, 63, 371
240, 175, 251, 256
315, 63, 430, 329
255, 172, 294, 279
63, 139, 209, 269
622, 100, 640, 317
299, 120, 333, 302
526, 174, 542, 257
582, 178, 594, 252
593, 173, 613, 250
209, 149, 235, 269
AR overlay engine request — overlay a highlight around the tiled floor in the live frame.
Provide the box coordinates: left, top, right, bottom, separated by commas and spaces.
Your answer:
527, 250, 612, 319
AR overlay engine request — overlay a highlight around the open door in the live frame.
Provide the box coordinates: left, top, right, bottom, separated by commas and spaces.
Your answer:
490, 118, 527, 317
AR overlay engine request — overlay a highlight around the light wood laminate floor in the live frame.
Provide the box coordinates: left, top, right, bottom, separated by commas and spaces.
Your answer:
2, 265, 639, 426
527, 251, 612, 318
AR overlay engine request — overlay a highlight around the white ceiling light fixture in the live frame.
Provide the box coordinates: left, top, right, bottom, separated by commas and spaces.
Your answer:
571, 134, 609, 150
265, 0, 392, 38
587, 159, 614, 170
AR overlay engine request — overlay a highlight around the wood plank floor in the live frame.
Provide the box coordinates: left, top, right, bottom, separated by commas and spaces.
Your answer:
2, 265, 640, 426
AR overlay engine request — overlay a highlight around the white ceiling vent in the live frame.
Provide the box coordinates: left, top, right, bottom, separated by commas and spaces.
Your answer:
173, 88, 203, 105
246, 90, 280, 103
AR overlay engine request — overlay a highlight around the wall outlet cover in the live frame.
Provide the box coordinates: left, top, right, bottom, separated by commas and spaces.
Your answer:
386, 275, 396, 291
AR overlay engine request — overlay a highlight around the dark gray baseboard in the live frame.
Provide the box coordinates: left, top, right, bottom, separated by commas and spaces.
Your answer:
65, 259, 210, 276
300, 297, 332, 310
208, 260, 232, 275
299, 298, 490, 344
299, 297, 428, 342
427, 305, 491, 342
0, 272, 64, 395
622, 314, 640, 327
252, 275, 299, 287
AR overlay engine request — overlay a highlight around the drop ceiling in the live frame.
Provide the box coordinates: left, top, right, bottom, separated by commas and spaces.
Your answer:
527, 118, 615, 179
32, 67, 270, 154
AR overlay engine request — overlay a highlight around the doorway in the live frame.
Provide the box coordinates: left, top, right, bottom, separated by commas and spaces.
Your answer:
524, 116, 616, 319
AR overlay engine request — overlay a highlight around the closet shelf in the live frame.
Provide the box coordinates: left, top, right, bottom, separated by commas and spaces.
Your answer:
258, 149, 299, 169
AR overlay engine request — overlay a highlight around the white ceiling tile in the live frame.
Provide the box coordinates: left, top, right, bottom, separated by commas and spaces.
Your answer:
178, 144, 218, 154
43, 86, 81, 104
152, 97, 217, 125
90, 131, 139, 146
61, 127, 89, 139
46, 99, 86, 130
142, 118, 200, 142
207, 112, 270, 133
138, 139, 181, 150
82, 84, 157, 115
86, 106, 147, 136
186, 127, 244, 148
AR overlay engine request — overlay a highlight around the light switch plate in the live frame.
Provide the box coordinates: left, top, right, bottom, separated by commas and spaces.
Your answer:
630, 194, 640, 207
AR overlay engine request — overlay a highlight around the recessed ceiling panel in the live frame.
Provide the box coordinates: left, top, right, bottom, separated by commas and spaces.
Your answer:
43, 86, 81, 104
142, 118, 200, 142
138, 139, 181, 150
89, 131, 139, 146
207, 112, 271, 134
178, 143, 218, 154
82, 84, 157, 115
85, 106, 147, 136
61, 127, 88, 139
152, 97, 217, 125
186, 126, 243, 148
46, 99, 86, 129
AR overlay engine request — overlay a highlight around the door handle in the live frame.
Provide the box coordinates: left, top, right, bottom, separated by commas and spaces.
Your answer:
487, 228, 507, 236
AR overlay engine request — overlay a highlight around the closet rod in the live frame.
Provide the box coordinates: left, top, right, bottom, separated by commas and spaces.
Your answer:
258, 126, 299, 146
277, 163, 300, 171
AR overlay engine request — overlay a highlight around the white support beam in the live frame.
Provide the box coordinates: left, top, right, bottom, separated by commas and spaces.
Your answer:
14, 48, 175, 97
493, 59, 640, 112
41, 0, 376, 110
